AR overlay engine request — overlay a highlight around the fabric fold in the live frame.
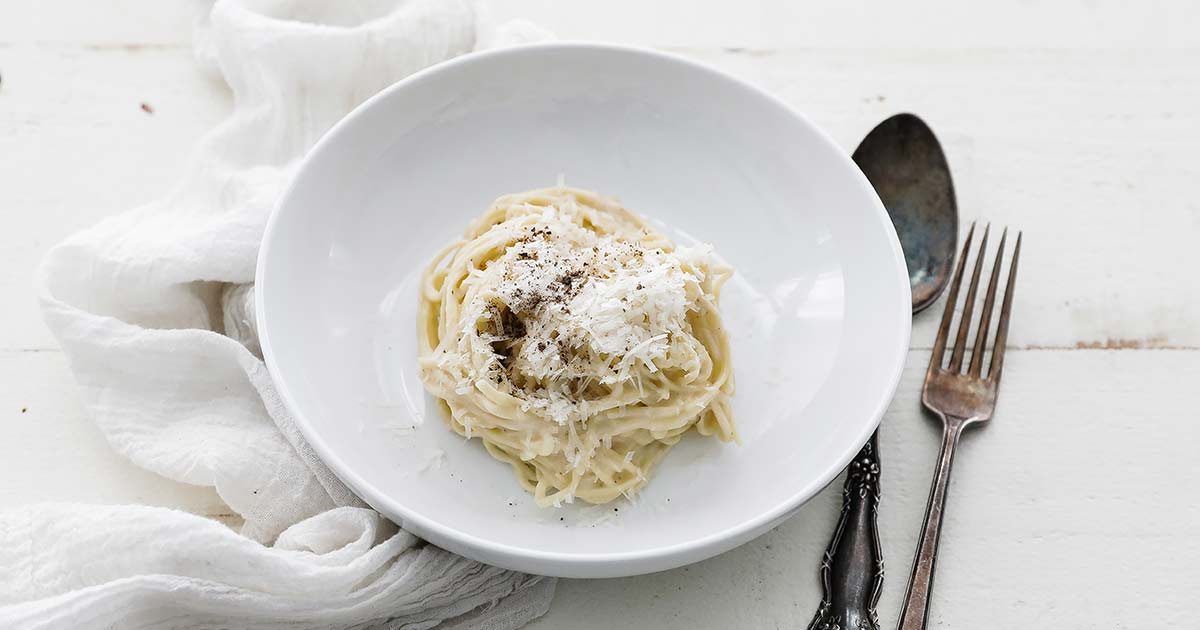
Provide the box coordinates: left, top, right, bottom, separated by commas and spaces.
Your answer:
7, 1, 555, 627
0, 505, 553, 630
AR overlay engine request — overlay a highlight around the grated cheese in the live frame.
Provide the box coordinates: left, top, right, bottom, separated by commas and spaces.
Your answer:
450, 204, 710, 431
418, 186, 737, 507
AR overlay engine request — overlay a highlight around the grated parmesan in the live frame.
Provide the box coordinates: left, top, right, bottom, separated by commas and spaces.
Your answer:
418, 186, 737, 507
448, 203, 711, 432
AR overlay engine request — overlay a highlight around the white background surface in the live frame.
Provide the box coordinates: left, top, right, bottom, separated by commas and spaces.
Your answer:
1, 1, 1197, 627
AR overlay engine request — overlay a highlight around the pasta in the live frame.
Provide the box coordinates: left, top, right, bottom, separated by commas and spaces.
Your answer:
417, 186, 736, 506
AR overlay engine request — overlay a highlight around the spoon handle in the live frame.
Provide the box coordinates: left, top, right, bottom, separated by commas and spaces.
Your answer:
808, 431, 883, 630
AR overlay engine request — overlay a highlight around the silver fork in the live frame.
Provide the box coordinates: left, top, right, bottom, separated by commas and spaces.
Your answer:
896, 223, 1022, 630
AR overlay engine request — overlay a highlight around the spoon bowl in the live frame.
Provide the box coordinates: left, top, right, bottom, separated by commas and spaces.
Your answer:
810, 113, 958, 630
853, 113, 958, 311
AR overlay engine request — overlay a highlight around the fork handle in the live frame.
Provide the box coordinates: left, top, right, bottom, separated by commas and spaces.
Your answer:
897, 414, 969, 630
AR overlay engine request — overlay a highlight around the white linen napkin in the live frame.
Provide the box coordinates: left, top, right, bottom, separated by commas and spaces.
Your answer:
4, 1, 555, 628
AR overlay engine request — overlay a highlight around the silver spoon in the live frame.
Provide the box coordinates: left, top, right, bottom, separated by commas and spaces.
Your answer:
808, 113, 958, 630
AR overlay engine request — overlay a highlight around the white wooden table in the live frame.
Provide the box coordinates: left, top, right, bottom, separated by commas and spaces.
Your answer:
3, 2, 1198, 627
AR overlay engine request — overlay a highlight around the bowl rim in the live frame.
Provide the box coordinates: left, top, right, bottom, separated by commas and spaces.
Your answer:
256, 41, 911, 571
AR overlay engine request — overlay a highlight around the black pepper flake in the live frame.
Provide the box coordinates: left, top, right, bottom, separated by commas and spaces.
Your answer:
140, 102, 154, 114
20, 407, 27, 413
520, 293, 544, 312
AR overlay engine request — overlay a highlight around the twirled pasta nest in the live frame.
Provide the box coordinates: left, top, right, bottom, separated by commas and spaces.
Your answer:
418, 186, 735, 506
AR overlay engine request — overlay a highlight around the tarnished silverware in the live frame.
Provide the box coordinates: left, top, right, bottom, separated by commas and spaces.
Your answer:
896, 223, 1022, 630
808, 434, 885, 630
809, 114, 958, 630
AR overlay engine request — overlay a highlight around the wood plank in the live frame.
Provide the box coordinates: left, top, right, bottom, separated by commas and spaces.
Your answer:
677, 48, 1200, 350
1, 46, 1196, 350
493, 0, 1200, 48
1, 2, 1197, 626
530, 347, 1200, 629
0, 350, 230, 516
0, 1, 196, 46
4, 346, 1196, 624
0, 45, 231, 350
3, 1, 1199, 49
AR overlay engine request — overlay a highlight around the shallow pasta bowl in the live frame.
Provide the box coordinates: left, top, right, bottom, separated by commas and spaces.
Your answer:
257, 43, 910, 578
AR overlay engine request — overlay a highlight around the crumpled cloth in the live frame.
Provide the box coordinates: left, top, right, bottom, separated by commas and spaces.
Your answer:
5, 1, 555, 628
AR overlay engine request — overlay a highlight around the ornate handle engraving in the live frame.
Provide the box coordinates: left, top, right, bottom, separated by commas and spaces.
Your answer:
809, 432, 884, 630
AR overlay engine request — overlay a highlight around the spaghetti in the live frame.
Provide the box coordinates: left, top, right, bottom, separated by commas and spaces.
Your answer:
417, 186, 735, 506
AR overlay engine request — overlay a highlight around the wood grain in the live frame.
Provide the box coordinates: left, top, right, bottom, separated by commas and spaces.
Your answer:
0, 46, 231, 350
4, 1, 1200, 48
0, 350, 228, 514
1, 1, 1197, 627
2, 45, 1197, 350
530, 349, 1200, 629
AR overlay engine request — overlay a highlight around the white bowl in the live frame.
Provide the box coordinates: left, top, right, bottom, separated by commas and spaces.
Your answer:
257, 43, 910, 578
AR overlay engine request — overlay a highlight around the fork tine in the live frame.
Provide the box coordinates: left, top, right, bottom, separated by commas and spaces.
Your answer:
948, 224, 990, 372
928, 222, 976, 374
968, 228, 1008, 377
988, 231, 1022, 382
